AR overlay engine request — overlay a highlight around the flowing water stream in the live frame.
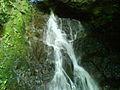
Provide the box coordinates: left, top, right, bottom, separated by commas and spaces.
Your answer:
43, 12, 99, 90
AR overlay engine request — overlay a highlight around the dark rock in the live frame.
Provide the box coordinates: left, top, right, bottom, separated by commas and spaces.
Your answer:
74, 37, 107, 60
101, 55, 120, 79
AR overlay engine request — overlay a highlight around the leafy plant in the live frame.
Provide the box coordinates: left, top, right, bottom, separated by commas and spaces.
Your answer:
0, 0, 32, 89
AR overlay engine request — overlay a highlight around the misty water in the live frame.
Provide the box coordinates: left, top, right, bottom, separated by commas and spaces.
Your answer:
43, 12, 100, 90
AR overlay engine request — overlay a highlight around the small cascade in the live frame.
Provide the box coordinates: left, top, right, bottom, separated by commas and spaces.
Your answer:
43, 12, 99, 90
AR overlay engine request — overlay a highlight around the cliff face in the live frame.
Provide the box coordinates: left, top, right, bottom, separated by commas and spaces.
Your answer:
34, 0, 120, 89
34, 0, 120, 52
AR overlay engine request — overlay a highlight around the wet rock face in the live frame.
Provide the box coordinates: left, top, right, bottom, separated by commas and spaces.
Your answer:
73, 32, 106, 80
27, 11, 55, 88
101, 56, 120, 79
11, 10, 55, 89
74, 37, 106, 58
30, 1, 120, 89
73, 24, 120, 89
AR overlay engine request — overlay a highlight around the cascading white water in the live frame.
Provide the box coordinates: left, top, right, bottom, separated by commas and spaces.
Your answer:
44, 12, 100, 90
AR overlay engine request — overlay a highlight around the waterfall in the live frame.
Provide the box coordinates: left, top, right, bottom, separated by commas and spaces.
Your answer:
43, 12, 100, 90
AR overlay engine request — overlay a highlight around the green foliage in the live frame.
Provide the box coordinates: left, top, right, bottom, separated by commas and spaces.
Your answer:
90, 0, 119, 31
0, 0, 32, 90
0, 0, 10, 24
